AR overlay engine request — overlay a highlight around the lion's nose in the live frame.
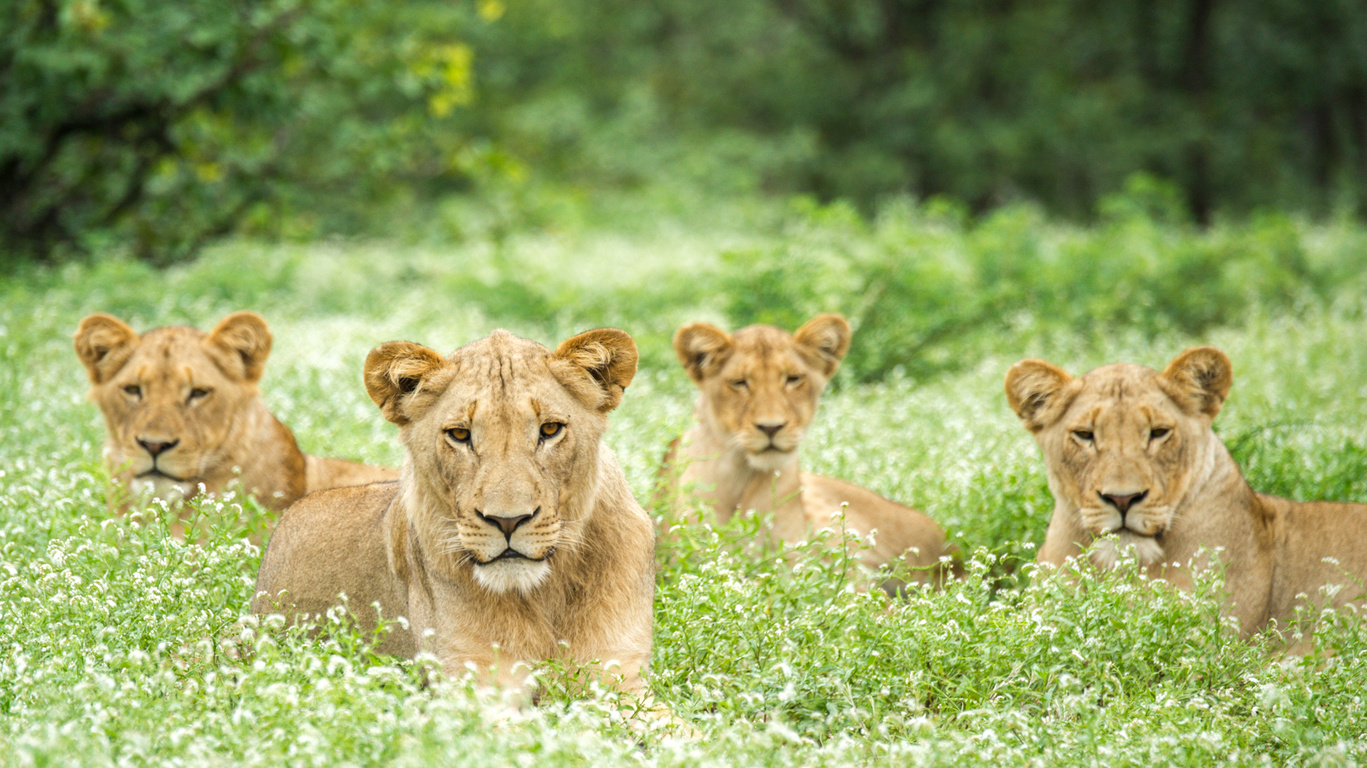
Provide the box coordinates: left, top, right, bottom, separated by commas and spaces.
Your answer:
1099, 490, 1148, 514
137, 438, 179, 458
756, 422, 785, 438
477, 507, 539, 537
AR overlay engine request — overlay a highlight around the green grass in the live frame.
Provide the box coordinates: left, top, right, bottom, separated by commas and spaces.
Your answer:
2, 196, 1367, 765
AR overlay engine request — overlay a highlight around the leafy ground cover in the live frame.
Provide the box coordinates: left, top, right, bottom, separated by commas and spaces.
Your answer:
2, 197, 1366, 765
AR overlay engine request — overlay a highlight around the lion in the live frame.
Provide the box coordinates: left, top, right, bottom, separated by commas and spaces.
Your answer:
1006, 346, 1367, 638
252, 328, 655, 694
74, 312, 397, 514
659, 313, 955, 590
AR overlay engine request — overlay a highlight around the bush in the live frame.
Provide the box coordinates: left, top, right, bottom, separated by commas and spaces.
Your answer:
0, 0, 488, 266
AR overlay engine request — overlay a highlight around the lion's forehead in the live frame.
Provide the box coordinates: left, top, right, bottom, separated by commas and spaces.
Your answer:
106, 331, 228, 392
720, 333, 810, 381
452, 329, 549, 366
1067, 366, 1181, 427
427, 350, 583, 428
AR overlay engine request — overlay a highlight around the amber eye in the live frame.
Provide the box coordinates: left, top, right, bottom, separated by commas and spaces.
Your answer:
446, 427, 471, 444
540, 422, 564, 439
1150, 427, 1171, 440
1072, 429, 1094, 442
729, 379, 748, 391
123, 384, 141, 398
786, 375, 804, 386
186, 387, 211, 404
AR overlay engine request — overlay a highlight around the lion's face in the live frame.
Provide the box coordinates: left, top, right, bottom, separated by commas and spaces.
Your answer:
365, 329, 637, 595
1006, 347, 1233, 567
74, 312, 274, 499
674, 314, 851, 471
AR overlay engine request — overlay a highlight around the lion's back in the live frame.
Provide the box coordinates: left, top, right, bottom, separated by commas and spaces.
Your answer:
253, 481, 414, 656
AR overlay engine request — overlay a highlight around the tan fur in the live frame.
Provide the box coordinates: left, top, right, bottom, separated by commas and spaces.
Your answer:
74, 312, 396, 514
253, 329, 655, 694
1006, 346, 1367, 638
660, 314, 954, 590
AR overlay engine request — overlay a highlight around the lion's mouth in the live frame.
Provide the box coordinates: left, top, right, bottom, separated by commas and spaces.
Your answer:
477, 546, 555, 565
751, 440, 797, 454
137, 468, 187, 482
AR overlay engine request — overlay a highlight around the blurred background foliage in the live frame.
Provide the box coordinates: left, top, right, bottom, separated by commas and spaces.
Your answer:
3, 0, 1367, 267
1, 0, 494, 264
475, 0, 1367, 219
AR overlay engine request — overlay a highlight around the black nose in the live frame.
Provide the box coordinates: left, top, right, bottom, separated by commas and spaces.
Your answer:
1099, 490, 1148, 514
138, 438, 179, 458
756, 423, 784, 437
477, 508, 539, 537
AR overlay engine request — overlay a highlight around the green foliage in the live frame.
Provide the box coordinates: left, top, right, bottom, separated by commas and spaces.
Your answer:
714, 192, 1353, 381
1, 0, 485, 265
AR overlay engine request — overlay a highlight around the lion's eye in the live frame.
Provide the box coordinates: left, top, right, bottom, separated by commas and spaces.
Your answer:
186, 387, 211, 404
729, 379, 748, 391
1072, 429, 1094, 442
1150, 427, 1171, 441
786, 375, 804, 387
123, 384, 141, 399
446, 427, 471, 444
540, 422, 564, 439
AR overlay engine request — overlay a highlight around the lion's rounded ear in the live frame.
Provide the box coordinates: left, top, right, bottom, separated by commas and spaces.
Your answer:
673, 323, 731, 384
205, 311, 273, 382
74, 313, 139, 383
364, 341, 447, 425
1159, 346, 1232, 419
793, 313, 851, 376
1005, 359, 1074, 432
554, 328, 638, 412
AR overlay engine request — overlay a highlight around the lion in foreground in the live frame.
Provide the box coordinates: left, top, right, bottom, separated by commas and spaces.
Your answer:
74, 312, 396, 514
1006, 346, 1367, 638
252, 329, 655, 694
659, 313, 955, 590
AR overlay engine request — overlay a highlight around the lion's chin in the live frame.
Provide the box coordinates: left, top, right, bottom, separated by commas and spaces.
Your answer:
744, 448, 796, 473
1088, 532, 1165, 570
473, 558, 552, 595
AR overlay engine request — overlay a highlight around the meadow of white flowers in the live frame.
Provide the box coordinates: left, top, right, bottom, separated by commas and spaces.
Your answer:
1, 230, 1365, 765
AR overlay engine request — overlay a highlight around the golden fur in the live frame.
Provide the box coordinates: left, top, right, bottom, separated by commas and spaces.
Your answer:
660, 313, 954, 590
253, 329, 655, 693
1007, 346, 1367, 637
74, 312, 395, 513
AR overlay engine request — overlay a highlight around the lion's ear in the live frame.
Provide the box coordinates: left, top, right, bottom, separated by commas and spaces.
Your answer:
205, 311, 273, 383
1159, 346, 1232, 419
554, 328, 638, 412
673, 323, 732, 384
793, 313, 851, 376
364, 341, 447, 425
74, 314, 139, 384
1005, 359, 1074, 432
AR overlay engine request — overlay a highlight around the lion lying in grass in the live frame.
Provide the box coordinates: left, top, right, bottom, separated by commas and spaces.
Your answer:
659, 313, 955, 590
74, 312, 395, 514
1006, 346, 1367, 638
252, 328, 655, 693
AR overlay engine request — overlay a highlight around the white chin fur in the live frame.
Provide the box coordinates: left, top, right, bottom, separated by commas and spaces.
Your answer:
1089, 533, 1165, 570
744, 449, 795, 472
473, 559, 552, 595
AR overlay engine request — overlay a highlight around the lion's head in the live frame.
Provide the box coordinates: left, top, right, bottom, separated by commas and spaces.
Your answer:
673, 314, 851, 472
74, 312, 278, 500
364, 328, 637, 596
1005, 347, 1233, 568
